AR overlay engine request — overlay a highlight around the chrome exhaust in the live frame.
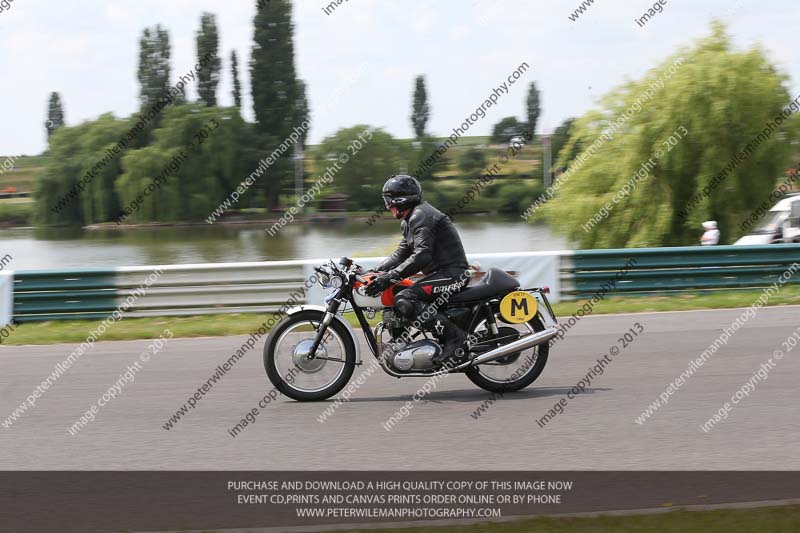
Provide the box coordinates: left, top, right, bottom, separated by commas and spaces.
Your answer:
454, 327, 559, 370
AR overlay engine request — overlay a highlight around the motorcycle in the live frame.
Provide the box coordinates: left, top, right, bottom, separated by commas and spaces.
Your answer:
264, 257, 559, 401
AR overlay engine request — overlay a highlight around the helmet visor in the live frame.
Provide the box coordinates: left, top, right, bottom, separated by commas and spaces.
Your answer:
383, 194, 399, 210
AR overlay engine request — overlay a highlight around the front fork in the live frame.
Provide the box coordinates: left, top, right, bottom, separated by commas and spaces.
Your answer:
305, 299, 341, 360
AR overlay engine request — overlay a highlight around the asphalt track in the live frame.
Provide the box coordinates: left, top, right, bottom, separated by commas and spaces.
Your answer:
1, 306, 799, 470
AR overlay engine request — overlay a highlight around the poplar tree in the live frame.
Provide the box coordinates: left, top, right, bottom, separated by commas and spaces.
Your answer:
196, 13, 221, 106
526, 82, 541, 135
137, 25, 171, 110
411, 75, 429, 139
231, 50, 242, 108
45, 92, 65, 139
250, 0, 300, 208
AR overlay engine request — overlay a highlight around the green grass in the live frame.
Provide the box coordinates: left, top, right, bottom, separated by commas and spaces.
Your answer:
551, 285, 800, 317
0, 154, 46, 193
2, 314, 273, 346
0, 197, 33, 225
331, 504, 800, 533
3, 286, 799, 346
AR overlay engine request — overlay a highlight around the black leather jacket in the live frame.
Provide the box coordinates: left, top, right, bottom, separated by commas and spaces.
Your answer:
376, 202, 468, 278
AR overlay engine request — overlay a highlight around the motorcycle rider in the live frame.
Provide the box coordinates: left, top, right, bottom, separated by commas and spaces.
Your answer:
364, 175, 470, 365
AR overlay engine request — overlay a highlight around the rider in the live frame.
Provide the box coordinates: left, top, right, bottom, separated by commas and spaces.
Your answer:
364, 175, 470, 364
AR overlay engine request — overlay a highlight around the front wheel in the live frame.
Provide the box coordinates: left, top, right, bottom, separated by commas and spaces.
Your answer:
264, 310, 357, 401
465, 314, 549, 393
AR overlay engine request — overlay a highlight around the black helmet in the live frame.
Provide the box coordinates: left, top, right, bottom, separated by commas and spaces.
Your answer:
382, 174, 422, 210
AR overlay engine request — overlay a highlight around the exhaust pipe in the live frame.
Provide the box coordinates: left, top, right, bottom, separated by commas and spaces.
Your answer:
458, 327, 559, 369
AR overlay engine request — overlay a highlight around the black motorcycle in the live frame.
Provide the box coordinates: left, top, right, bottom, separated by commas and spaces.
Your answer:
264, 257, 559, 401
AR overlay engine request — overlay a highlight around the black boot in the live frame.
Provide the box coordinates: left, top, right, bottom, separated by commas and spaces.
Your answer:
431, 313, 468, 366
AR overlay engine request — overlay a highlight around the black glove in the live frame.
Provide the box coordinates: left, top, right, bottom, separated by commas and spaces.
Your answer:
364, 272, 393, 297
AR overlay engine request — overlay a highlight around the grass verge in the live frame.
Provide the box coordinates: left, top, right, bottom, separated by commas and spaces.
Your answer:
2, 286, 799, 346
551, 285, 800, 316
332, 504, 800, 533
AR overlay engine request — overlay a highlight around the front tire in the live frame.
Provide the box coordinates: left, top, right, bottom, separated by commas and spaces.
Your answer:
264, 310, 357, 401
465, 314, 549, 393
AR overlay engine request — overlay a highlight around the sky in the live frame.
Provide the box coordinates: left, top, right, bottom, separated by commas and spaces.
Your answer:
1, 0, 799, 156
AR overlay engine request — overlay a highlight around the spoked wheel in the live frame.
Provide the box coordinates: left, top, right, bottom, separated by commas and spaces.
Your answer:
264, 310, 356, 401
465, 314, 549, 393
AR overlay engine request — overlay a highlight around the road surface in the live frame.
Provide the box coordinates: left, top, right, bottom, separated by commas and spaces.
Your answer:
1, 306, 798, 470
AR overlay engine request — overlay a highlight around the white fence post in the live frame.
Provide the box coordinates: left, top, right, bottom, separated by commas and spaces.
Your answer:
0, 272, 12, 326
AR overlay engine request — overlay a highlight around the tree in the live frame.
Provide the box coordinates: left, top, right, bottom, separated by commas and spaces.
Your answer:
411, 75, 429, 139
526, 82, 541, 135
544, 22, 795, 248
549, 117, 579, 176
410, 137, 450, 181
459, 147, 487, 176
137, 25, 172, 111
251, 0, 300, 209
117, 105, 246, 223
231, 50, 242, 108
35, 104, 247, 227
314, 126, 405, 210
45, 92, 65, 139
491, 116, 523, 144
294, 79, 309, 148
35, 113, 130, 226
196, 13, 221, 106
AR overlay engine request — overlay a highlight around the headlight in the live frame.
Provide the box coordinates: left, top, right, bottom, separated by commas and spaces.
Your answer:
329, 276, 343, 288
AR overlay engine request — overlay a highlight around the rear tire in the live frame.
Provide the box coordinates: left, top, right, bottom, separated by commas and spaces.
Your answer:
264, 310, 357, 401
465, 314, 549, 393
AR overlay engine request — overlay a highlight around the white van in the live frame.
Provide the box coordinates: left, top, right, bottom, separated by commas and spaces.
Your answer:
734, 195, 800, 245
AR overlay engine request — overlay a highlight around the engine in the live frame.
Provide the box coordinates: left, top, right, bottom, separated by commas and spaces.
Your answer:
388, 339, 442, 372
381, 308, 406, 331
379, 309, 442, 372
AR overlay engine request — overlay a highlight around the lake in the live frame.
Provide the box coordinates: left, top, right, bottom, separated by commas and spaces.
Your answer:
0, 215, 568, 270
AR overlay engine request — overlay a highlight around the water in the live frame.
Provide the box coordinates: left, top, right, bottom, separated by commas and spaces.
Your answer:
0, 215, 568, 271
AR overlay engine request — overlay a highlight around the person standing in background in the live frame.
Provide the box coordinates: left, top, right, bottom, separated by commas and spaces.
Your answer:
701, 221, 720, 245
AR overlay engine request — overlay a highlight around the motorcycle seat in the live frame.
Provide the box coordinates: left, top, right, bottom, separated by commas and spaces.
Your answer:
449, 267, 520, 303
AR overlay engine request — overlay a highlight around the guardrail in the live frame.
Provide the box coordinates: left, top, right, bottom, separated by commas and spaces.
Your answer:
10, 261, 312, 323
3, 245, 799, 324
564, 244, 800, 299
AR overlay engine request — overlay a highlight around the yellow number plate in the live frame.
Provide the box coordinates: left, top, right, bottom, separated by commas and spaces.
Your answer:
499, 291, 538, 323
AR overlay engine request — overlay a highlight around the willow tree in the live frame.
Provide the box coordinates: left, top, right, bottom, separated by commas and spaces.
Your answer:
117, 105, 246, 223
544, 22, 794, 248
35, 114, 131, 226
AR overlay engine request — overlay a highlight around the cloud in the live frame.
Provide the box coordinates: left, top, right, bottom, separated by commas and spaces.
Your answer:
1, 0, 798, 156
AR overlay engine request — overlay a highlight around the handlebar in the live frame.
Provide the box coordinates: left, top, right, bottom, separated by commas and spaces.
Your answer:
316, 258, 404, 286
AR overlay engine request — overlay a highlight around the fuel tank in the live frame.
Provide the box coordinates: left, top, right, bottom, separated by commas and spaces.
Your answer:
352, 274, 414, 308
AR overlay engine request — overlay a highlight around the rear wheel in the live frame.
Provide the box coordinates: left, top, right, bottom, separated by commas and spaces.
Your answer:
264, 310, 356, 401
465, 314, 549, 393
